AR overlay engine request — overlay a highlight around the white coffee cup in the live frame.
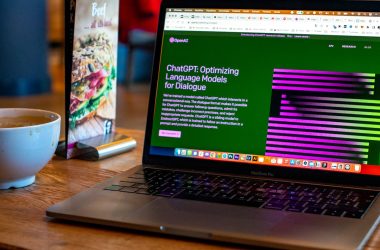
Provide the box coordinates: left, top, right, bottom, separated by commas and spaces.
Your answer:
0, 108, 61, 189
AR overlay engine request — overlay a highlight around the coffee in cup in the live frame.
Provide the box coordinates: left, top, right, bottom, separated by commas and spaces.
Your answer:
0, 116, 53, 128
0, 108, 61, 189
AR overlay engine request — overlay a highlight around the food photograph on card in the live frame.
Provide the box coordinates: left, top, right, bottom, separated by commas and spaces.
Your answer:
67, 0, 119, 157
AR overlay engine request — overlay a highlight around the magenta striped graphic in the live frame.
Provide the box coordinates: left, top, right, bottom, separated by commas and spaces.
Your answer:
273, 68, 372, 77
273, 86, 365, 93
272, 68, 374, 94
273, 73, 372, 82
273, 80, 373, 88
267, 68, 377, 163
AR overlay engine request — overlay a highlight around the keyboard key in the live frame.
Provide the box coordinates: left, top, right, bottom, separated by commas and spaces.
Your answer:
338, 200, 356, 207
267, 198, 288, 205
175, 189, 201, 199
283, 195, 301, 201
264, 203, 286, 210
324, 209, 344, 217
249, 197, 268, 203
288, 191, 301, 196
147, 187, 159, 195
307, 202, 325, 209
304, 207, 324, 215
198, 191, 217, 201
300, 196, 319, 203
214, 193, 236, 202
355, 201, 373, 210
343, 211, 364, 219
286, 205, 305, 213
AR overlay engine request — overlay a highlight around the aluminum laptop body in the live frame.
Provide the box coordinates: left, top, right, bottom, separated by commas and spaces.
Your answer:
47, 1, 380, 249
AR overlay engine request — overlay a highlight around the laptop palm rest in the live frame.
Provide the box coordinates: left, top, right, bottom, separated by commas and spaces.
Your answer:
124, 197, 373, 250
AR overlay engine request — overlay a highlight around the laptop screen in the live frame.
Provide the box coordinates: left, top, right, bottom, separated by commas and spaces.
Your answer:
149, 7, 380, 177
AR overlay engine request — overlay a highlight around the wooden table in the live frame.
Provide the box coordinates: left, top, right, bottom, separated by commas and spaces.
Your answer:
0, 128, 234, 250
0, 87, 233, 250
0, 91, 379, 249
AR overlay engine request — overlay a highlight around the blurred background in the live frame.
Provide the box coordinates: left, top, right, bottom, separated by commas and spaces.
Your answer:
0, 0, 161, 131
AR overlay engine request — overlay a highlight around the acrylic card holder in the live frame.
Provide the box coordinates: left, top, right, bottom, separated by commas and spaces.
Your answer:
56, 0, 136, 160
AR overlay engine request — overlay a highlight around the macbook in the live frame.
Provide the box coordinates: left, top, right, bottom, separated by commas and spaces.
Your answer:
47, 1, 380, 249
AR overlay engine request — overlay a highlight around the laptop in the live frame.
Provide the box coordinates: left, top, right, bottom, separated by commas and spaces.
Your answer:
47, 0, 380, 249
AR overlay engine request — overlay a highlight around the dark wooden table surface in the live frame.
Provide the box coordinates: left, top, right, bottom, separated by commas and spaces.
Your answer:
0, 89, 235, 250
0, 127, 234, 250
0, 90, 379, 250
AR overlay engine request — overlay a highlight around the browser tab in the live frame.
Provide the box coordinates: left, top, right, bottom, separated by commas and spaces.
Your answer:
165, 8, 380, 38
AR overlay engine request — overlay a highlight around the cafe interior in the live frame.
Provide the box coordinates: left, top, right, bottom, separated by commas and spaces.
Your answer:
0, 1, 379, 249
0, 0, 158, 129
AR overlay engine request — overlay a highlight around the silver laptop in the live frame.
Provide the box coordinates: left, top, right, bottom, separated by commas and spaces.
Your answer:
47, 1, 380, 249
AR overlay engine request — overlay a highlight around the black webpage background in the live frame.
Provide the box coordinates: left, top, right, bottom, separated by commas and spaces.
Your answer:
151, 31, 380, 164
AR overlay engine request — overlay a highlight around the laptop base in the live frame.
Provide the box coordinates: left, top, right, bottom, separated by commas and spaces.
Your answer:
47, 166, 380, 250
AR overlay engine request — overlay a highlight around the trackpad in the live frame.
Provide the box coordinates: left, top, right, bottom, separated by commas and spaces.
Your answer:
125, 198, 285, 235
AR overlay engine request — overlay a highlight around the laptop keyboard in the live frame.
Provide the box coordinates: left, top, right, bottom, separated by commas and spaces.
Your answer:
104, 168, 378, 219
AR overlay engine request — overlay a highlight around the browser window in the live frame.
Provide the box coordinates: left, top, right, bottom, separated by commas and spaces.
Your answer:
150, 8, 380, 176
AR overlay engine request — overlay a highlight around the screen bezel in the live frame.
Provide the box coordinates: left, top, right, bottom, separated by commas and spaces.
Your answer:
143, 0, 380, 187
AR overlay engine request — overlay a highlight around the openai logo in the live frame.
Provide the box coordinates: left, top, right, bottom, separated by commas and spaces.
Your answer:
169, 37, 189, 43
